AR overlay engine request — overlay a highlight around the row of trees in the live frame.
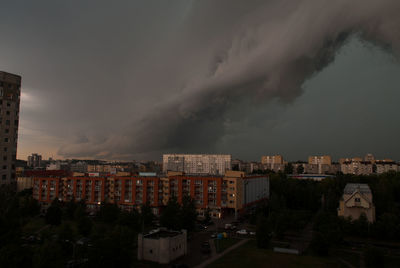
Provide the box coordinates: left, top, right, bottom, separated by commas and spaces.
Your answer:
253, 172, 400, 253
160, 195, 198, 231
0, 184, 198, 268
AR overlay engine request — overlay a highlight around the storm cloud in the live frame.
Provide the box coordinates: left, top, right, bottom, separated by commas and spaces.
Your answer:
1, 0, 400, 160
59, 0, 400, 159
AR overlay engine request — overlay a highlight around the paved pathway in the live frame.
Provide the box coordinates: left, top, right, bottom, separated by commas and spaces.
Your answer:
194, 239, 249, 268
209, 239, 217, 256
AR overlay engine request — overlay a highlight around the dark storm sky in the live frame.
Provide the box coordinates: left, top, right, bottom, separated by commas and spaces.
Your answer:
1, 0, 400, 161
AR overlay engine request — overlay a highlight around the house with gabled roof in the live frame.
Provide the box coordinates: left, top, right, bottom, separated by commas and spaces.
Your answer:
338, 183, 375, 223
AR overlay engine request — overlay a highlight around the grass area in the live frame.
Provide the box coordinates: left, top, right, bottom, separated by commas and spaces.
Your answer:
214, 238, 241, 253
333, 250, 360, 267
21, 217, 46, 234
207, 240, 345, 268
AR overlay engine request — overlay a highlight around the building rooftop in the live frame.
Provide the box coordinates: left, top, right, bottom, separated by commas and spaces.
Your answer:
144, 229, 182, 239
343, 183, 371, 195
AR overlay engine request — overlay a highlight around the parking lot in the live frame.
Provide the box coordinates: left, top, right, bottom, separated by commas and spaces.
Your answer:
170, 217, 256, 267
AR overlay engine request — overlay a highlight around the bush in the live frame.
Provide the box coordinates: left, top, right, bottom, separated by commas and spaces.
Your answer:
45, 201, 62, 226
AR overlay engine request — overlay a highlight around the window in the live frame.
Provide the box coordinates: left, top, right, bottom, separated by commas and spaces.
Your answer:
355, 198, 361, 202
6, 111, 9, 115
5, 129, 9, 133
3, 165, 7, 170
4, 138, 8, 142
2, 175, 6, 180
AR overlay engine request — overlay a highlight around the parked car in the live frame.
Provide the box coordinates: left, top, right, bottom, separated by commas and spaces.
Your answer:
236, 229, 248, 235
149, 228, 160, 234
249, 231, 256, 235
224, 223, 232, 230
211, 233, 217, 238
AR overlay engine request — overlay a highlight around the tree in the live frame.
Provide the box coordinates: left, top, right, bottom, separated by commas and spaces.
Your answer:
310, 232, 329, 256
58, 222, 74, 242
296, 164, 304, 174
58, 223, 75, 257
33, 240, 65, 268
284, 163, 294, 174
45, 199, 62, 226
354, 213, 369, 237
181, 195, 197, 231
160, 196, 181, 230
117, 209, 140, 229
63, 200, 78, 220
0, 243, 33, 267
140, 203, 154, 227
204, 207, 212, 224
256, 215, 270, 248
373, 213, 400, 240
77, 216, 93, 236
88, 226, 136, 268
97, 203, 120, 224
20, 195, 40, 217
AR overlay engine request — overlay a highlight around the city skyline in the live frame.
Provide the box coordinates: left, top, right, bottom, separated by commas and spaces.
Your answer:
1, 1, 400, 162
2, 2, 400, 267
17, 151, 400, 164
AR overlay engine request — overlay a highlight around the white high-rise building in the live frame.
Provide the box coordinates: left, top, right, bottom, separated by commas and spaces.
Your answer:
162, 154, 231, 175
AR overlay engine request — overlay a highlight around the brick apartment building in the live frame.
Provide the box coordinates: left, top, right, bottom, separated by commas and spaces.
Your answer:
32, 171, 269, 218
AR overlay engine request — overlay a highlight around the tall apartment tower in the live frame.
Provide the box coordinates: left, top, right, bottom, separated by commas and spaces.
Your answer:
27, 153, 42, 168
261, 155, 284, 165
0, 71, 21, 185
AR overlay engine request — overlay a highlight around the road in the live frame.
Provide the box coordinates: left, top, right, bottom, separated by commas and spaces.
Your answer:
194, 239, 249, 268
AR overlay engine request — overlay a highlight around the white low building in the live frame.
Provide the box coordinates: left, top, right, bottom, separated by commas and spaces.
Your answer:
138, 229, 187, 264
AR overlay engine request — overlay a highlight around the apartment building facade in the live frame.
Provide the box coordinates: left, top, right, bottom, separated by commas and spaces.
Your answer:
375, 160, 398, 174
260, 155, 285, 172
32, 172, 269, 218
0, 71, 21, 185
162, 154, 231, 175
341, 161, 373, 175
308, 155, 332, 174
